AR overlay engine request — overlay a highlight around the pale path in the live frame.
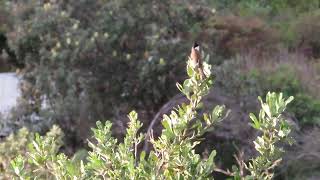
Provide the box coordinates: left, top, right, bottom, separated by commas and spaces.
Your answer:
0, 73, 20, 114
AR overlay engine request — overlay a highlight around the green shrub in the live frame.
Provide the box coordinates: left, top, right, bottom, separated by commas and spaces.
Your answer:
0, 127, 33, 178
288, 93, 320, 126
0, 52, 294, 179
0, 0, 16, 72
261, 66, 320, 126
215, 59, 320, 126
7, 0, 216, 143
0, 0, 11, 33
230, 0, 320, 16
216, 92, 294, 179
244, 92, 294, 179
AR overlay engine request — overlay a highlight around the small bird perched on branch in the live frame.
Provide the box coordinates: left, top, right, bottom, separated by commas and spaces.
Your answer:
189, 42, 205, 79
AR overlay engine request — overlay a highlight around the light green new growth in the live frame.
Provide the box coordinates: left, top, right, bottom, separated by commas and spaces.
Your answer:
231, 92, 294, 180
248, 92, 294, 179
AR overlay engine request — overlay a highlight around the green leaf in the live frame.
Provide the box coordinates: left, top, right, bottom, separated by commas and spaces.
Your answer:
128, 110, 138, 121
285, 96, 294, 106
140, 151, 146, 162
203, 113, 210, 125
162, 115, 173, 137
32, 140, 41, 153
262, 104, 272, 118
249, 113, 260, 129
187, 65, 194, 77
176, 82, 184, 93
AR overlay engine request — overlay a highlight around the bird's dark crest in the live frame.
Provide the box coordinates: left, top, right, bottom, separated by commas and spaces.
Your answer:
193, 42, 200, 51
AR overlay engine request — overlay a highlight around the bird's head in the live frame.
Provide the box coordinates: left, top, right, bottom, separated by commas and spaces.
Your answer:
193, 42, 200, 51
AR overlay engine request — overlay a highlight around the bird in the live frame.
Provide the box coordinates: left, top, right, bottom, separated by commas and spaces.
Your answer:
189, 42, 205, 79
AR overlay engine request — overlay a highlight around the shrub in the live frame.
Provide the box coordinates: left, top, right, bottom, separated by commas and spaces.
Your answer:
232, 0, 319, 16
0, 127, 32, 178
0, 50, 294, 179
259, 66, 320, 126
244, 92, 294, 179
215, 58, 320, 126
212, 15, 280, 58
289, 10, 320, 58
288, 94, 320, 126
216, 92, 294, 179
6, 0, 216, 145
0, 0, 17, 72
0, 0, 11, 34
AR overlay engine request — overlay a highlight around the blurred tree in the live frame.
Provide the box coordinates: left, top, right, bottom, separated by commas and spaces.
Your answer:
0, 0, 21, 71
7, 0, 216, 149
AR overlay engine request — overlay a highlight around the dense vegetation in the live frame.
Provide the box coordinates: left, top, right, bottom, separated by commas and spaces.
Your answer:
1, 58, 294, 179
0, 0, 319, 179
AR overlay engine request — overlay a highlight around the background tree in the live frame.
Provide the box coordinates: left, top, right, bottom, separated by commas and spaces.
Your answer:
7, 0, 216, 149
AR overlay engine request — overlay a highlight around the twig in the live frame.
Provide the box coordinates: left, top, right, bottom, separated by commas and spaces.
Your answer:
213, 167, 234, 176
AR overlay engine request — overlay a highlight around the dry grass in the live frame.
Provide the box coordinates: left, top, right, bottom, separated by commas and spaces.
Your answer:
235, 49, 320, 98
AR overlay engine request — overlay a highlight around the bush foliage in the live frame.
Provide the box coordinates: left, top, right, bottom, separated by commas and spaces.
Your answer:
215, 59, 320, 126
6, 0, 216, 144
0, 0, 318, 179
0, 55, 294, 179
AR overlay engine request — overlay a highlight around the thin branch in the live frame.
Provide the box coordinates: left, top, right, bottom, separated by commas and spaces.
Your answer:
213, 167, 234, 176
